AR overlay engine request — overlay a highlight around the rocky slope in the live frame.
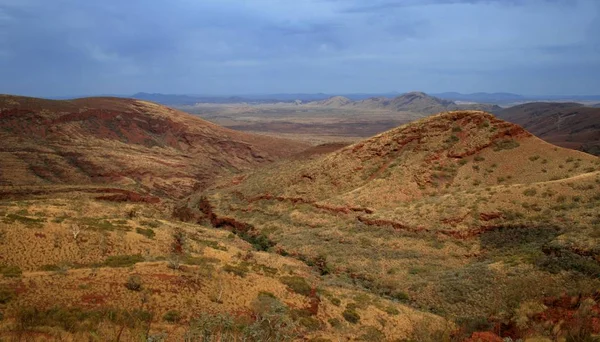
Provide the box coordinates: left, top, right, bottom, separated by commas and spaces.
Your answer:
498, 102, 600, 155
0, 95, 308, 198
184, 111, 600, 341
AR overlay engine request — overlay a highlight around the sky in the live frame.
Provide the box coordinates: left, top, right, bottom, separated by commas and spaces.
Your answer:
0, 0, 599, 97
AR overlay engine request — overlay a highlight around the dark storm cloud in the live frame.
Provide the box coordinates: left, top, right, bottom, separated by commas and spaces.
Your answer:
0, 0, 598, 96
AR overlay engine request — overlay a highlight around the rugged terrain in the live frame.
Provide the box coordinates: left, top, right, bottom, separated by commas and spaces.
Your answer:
185, 111, 600, 341
0, 95, 307, 199
497, 102, 600, 155
0, 188, 443, 341
1, 100, 599, 341
0, 95, 444, 341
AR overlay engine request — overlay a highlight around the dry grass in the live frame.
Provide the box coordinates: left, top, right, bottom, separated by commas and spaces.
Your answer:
2, 104, 599, 341
0, 191, 440, 341
188, 111, 600, 340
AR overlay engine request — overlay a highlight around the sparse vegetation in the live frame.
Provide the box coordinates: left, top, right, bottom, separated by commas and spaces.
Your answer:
223, 262, 250, 278
163, 310, 181, 323
2, 213, 45, 228
103, 254, 144, 268
342, 308, 360, 324
493, 139, 520, 151
125, 275, 143, 291
0, 264, 22, 278
135, 227, 155, 239
0, 288, 14, 304
280, 276, 312, 296
1, 105, 599, 341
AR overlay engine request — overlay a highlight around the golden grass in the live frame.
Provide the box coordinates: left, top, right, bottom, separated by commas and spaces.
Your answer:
186, 111, 600, 340
0, 191, 441, 341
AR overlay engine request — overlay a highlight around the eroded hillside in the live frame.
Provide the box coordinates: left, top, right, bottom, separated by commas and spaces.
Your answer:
0, 95, 307, 199
184, 111, 600, 341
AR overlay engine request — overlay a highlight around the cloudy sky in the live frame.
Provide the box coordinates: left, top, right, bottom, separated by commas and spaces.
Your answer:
0, 0, 599, 97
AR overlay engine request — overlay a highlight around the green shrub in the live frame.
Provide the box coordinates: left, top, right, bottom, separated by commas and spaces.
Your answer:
331, 298, 341, 306
280, 276, 312, 296
183, 255, 218, 268
2, 214, 45, 228
0, 288, 14, 304
223, 263, 250, 278
252, 292, 287, 316
523, 188, 537, 196
313, 254, 332, 276
16, 307, 152, 333
536, 247, 600, 277
342, 309, 360, 324
163, 310, 181, 323
384, 306, 399, 315
103, 254, 144, 268
240, 232, 274, 251
140, 220, 161, 228
125, 275, 143, 291
197, 239, 227, 251
185, 311, 298, 341
297, 316, 321, 331
358, 326, 385, 341
529, 155, 540, 161
135, 227, 155, 239
474, 156, 485, 162
40, 264, 61, 272
326, 318, 341, 329
493, 139, 520, 151
391, 291, 410, 302
0, 264, 22, 278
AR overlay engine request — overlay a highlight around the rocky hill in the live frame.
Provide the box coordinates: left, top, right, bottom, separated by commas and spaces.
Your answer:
185, 111, 600, 341
0, 95, 308, 198
309, 92, 501, 114
497, 102, 600, 155
1, 105, 598, 341
308, 96, 353, 107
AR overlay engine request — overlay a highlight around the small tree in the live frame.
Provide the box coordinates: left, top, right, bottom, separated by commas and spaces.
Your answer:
71, 224, 81, 241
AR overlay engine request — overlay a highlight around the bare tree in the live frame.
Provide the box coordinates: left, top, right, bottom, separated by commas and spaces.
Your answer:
71, 224, 81, 241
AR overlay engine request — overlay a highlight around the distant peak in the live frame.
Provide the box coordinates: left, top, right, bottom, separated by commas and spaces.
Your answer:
404, 91, 428, 97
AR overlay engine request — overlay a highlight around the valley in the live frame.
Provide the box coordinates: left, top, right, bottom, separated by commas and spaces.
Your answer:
0, 95, 599, 341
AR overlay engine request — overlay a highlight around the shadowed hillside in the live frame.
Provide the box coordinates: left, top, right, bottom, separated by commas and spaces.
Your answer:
498, 102, 600, 155
0, 95, 308, 198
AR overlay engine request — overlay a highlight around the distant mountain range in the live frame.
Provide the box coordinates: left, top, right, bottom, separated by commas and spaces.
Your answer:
431, 92, 525, 103
44, 92, 600, 106
307, 92, 502, 115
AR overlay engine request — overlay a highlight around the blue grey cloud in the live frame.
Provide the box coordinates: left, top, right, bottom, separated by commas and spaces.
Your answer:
0, 0, 598, 96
